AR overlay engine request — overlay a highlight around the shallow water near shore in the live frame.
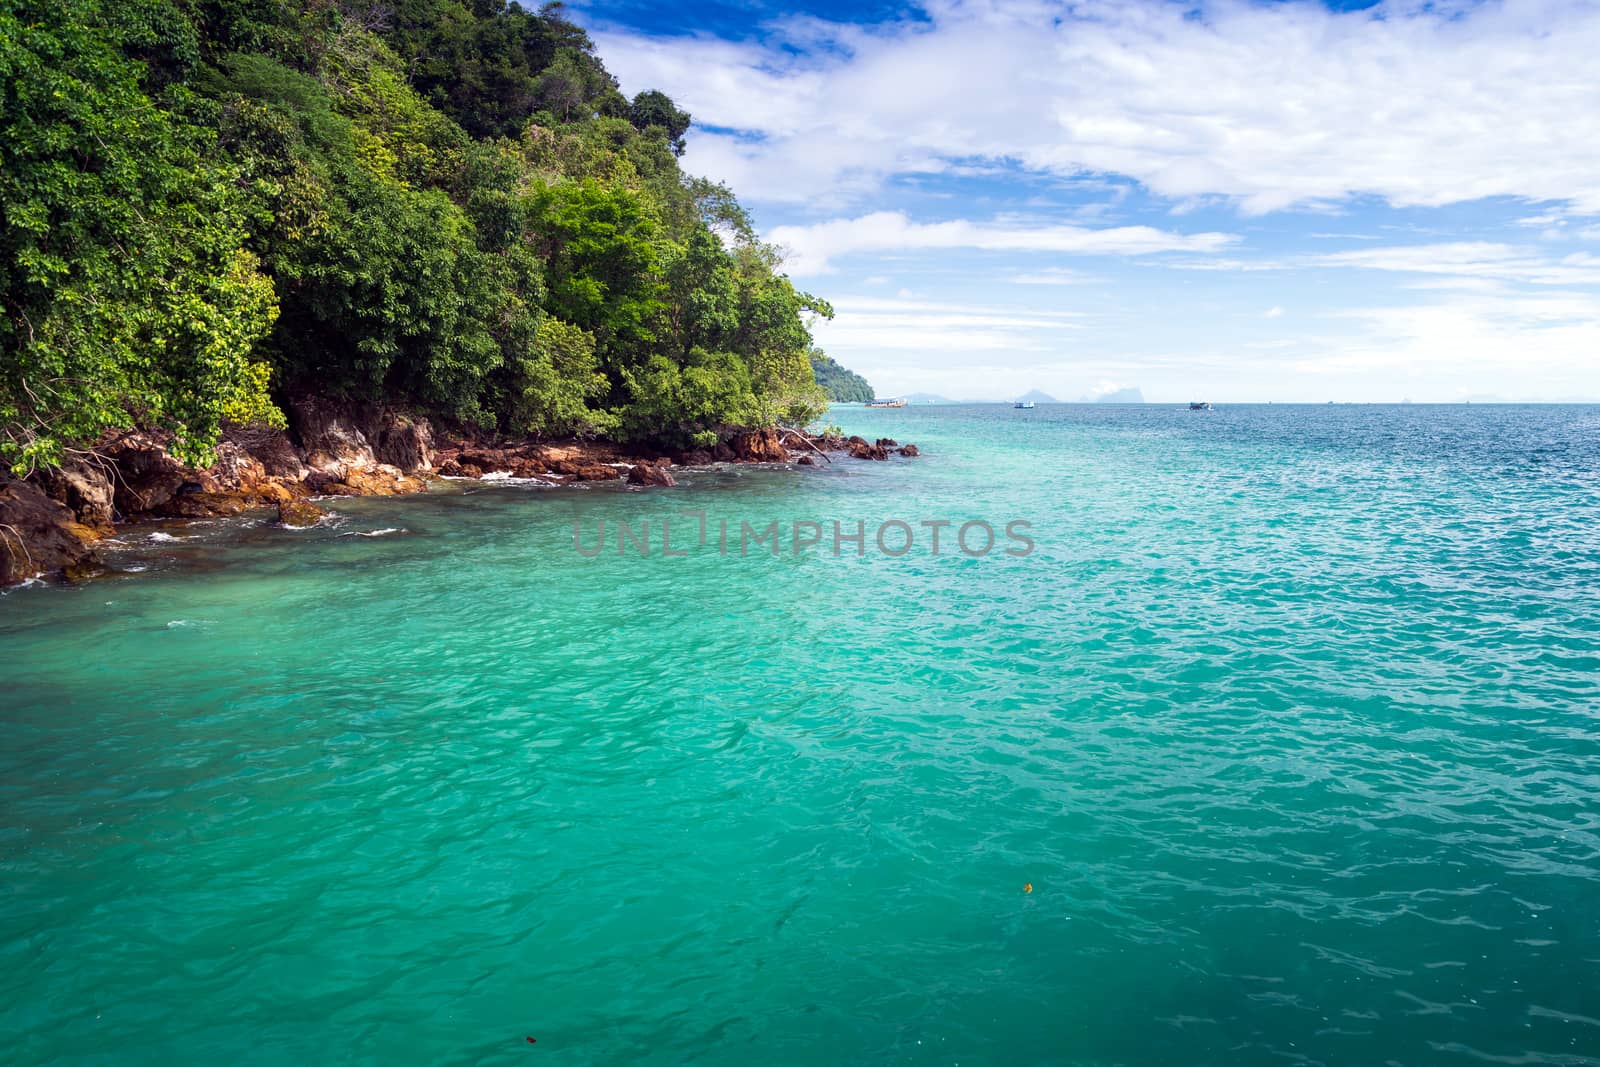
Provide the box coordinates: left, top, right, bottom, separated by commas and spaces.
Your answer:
5, 403, 1600, 1066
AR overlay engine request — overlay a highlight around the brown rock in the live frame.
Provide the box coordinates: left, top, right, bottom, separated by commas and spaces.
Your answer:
206, 440, 269, 493
848, 440, 889, 461
301, 453, 349, 481
104, 432, 186, 515
570, 463, 621, 482
328, 466, 427, 496
731, 428, 787, 462
35, 458, 116, 534
255, 482, 296, 506
304, 469, 343, 493
457, 449, 512, 473
374, 415, 433, 473
796, 454, 816, 466
897, 444, 920, 457
876, 438, 899, 448
156, 491, 252, 519
537, 445, 579, 464
231, 424, 305, 479
676, 449, 715, 466
626, 463, 677, 487
455, 462, 483, 479
0, 476, 100, 585
290, 396, 376, 472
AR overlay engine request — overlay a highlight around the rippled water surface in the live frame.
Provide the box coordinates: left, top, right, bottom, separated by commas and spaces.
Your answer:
5, 404, 1600, 1066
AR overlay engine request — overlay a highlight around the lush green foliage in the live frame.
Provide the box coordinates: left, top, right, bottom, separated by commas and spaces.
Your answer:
810, 350, 875, 403
0, 0, 282, 471
1, 0, 830, 470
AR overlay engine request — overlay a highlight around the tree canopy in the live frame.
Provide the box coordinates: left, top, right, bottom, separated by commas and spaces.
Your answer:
1, 0, 836, 470
811, 350, 875, 404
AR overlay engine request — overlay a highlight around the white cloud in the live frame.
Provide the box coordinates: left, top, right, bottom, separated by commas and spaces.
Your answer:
1166, 241, 1600, 286
766, 210, 1234, 274
1264, 305, 1284, 318
593, 0, 1600, 212
1317, 292, 1600, 379
813, 295, 1086, 352
1307, 243, 1600, 286
1010, 267, 1089, 285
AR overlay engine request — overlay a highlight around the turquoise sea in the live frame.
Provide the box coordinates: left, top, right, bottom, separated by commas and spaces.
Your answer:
4, 403, 1600, 1066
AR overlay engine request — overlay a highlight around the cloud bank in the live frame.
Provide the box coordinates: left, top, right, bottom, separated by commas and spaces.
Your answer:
594, 0, 1600, 212
765, 211, 1234, 273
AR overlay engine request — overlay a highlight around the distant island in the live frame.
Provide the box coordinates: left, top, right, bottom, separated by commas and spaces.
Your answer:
1016, 389, 1060, 404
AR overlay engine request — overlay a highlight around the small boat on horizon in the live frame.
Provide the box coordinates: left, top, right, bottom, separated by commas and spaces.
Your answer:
1189, 401, 1212, 410
1014, 400, 1035, 409
866, 397, 907, 408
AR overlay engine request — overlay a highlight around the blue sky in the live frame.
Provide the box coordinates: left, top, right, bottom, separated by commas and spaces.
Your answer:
568, 0, 1600, 402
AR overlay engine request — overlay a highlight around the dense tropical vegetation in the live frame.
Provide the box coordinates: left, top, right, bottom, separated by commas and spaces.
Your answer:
810, 349, 874, 403
0, 0, 856, 472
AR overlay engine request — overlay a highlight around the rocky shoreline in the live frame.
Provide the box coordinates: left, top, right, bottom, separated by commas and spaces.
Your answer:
0, 398, 918, 587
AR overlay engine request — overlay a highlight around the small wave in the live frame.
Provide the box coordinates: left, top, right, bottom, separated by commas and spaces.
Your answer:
352, 528, 406, 538
147, 532, 186, 543
165, 618, 212, 628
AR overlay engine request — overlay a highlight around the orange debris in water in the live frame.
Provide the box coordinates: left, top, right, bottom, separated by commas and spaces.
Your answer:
1023, 883, 1033, 894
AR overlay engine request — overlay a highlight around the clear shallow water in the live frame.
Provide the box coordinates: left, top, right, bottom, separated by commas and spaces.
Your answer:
4, 403, 1600, 1066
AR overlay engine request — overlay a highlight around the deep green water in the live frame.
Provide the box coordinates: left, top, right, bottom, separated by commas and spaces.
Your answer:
5, 404, 1600, 1066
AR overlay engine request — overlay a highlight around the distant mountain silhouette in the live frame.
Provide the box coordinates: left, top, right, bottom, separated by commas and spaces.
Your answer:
1016, 389, 1059, 403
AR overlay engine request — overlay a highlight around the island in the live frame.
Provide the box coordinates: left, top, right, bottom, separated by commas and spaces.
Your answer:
0, 0, 902, 585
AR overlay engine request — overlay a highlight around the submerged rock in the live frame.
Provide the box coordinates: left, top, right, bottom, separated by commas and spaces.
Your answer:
63, 558, 110, 585
897, 444, 920, 457
275, 499, 326, 528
